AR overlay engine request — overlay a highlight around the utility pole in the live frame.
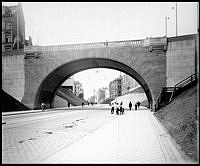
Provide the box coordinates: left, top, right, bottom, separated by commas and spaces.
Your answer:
165, 16, 169, 37
172, 2, 178, 36
16, 4, 19, 50
175, 2, 178, 36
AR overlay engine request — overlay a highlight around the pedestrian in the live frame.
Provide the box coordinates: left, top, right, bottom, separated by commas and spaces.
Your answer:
82, 102, 84, 107
120, 101, 124, 115
129, 101, 132, 111
41, 102, 46, 111
111, 103, 114, 114
137, 101, 141, 109
115, 102, 119, 115
68, 102, 70, 108
135, 103, 137, 111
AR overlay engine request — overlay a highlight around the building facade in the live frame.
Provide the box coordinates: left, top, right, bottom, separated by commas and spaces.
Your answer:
74, 80, 84, 98
96, 88, 106, 103
121, 74, 139, 95
2, 3, 25, 52
109, 77, 122, 99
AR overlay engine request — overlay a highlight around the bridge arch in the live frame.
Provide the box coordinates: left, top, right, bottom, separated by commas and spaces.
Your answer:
34, 58, 153, 109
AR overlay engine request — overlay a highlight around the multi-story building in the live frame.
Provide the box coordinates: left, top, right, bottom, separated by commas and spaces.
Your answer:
109, 77, 122, 99
2, 3, 25, 52
121, 74, 139, 95
74, 81, 84, 98
96, 88, 106, 103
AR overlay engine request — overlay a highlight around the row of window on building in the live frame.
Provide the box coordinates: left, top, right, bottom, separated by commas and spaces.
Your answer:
89, 74, 139, 104
2, 3, 32, 52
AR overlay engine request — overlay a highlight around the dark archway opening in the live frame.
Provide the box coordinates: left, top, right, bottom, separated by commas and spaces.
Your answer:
34, 58, 153, 109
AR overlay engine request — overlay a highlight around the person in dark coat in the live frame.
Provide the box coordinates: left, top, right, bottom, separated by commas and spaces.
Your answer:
111, 103, 114, 114
137, 101, 141, 109
68, 102, 70, 108
120, 101, 124, 115
115, 102, 119, 115
129, 101, 132, 111
135, 103, 137, 111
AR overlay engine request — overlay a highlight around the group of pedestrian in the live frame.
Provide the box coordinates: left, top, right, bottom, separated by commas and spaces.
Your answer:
111, 101, 124, 115
129, 101, 141, 111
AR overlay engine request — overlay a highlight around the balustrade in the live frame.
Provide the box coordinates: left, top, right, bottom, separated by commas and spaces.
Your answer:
24, 37, 166, 53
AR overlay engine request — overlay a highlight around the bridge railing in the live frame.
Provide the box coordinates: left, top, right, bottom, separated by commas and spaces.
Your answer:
24, 39, 146, 52
24, 36, 167, 53
143, 37, 167, 47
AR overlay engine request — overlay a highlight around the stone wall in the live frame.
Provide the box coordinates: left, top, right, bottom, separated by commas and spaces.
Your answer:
2, 53, 25, 102
166, 35, 196, 86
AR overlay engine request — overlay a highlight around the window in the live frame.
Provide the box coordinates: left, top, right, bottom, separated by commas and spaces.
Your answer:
2, 21, 5, 29
6, 22, 12, 30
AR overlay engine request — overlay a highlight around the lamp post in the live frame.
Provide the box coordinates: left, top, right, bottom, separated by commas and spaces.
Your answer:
175, 2, 177, 36
165, 16, 170, 37
172, 2, 178, 36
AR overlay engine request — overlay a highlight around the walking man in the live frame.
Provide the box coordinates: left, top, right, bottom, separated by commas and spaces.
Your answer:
135, 103, 137, 111
129, 101, 132, 111
111, 103, 114, 114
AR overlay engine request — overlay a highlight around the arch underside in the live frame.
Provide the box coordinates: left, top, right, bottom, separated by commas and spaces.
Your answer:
34, 58, 153, 109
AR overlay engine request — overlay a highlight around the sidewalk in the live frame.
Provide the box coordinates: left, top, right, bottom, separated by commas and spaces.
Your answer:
2, 104, 110, 117
42, 109, 194, 164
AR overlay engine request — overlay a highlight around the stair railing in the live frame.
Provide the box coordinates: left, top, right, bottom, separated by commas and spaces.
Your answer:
155, 73, 197, 112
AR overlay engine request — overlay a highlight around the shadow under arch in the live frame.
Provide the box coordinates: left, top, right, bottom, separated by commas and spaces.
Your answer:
34, 58, 153, 109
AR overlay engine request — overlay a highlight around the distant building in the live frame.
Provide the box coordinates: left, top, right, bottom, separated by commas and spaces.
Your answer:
88, 95, 96, 104
96, 88, 106, 103
2, 3, 25, 52
121, 74, 139, 95
74, 80, 84, 98
109, 77, 122, 99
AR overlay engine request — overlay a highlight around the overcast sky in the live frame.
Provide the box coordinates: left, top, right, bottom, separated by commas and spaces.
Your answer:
3, 2, 198, 45
3, 2, 198, 99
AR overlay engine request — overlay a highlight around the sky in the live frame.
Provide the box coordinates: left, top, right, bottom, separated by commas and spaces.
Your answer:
3, 2, 198, 99
3, 2, 198, 45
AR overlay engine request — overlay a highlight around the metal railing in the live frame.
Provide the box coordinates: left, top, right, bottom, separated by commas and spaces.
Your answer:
155, 73, 197, 111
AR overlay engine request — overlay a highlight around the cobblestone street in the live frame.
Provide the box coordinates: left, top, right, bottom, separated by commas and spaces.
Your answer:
2, 107, 195, 164
2, 109, 117, 163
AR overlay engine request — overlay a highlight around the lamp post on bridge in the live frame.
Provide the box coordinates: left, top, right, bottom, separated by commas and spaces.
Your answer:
165, 16, 170, 37
172, 2, 178, 36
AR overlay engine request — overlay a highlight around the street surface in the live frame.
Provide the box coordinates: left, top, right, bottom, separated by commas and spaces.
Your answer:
2, 105, 195, 164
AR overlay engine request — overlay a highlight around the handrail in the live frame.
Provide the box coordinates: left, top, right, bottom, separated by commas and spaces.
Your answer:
155, 73, 197, 111
175, 73, 197, 88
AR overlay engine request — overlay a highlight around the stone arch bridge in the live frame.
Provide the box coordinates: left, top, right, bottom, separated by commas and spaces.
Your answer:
2, 34, 197, 110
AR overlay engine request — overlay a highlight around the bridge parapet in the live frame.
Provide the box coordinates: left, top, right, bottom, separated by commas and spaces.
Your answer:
24, 39, 146, 53
143, 37, 167, 47
24, 36, 168, 55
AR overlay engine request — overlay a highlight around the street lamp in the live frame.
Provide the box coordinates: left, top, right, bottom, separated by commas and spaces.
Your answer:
172, 2, 178, 36
165, 16, 170, 37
